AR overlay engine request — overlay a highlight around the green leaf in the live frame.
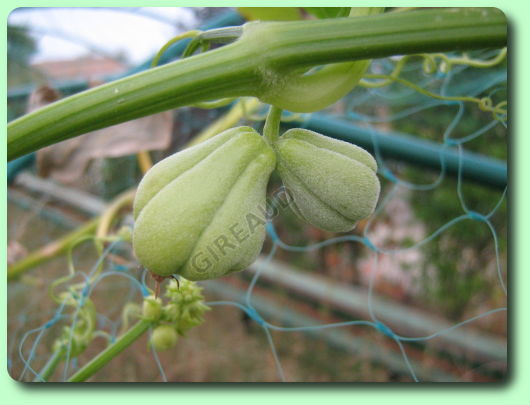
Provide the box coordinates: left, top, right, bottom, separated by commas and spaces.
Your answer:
238, 7, 302, 21
305, 7, 350, 19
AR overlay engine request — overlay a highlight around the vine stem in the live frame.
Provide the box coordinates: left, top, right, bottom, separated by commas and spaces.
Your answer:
67, 319, 152, 382
8, 188, 136, 282
96, 189, 136, 240
136, 151, 153, 174
7, 8, 506, 161
93, 189, 136, 276
7, 218, 99, 281
34, 346, 66, 382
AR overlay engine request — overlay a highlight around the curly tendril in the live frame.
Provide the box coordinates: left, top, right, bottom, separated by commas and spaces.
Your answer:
359, 49, 507, 120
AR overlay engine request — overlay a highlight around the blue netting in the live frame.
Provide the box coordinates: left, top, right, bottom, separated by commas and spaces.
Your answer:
8, 47, 507, 382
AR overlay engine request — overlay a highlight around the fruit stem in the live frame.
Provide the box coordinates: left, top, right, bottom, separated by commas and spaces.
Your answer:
263, 105, 282, 146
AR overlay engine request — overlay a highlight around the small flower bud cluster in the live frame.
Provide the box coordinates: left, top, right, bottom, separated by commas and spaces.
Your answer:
146, 278, 210, 351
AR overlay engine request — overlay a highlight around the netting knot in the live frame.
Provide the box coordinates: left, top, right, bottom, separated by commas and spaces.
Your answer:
375, 321, 395, 338
113, 264, 129, 272
363, 237, 378, 252
141, 286, 150, 297
44, 319, 57, 329
266, 222, 279, 243
444, 138, 459, 147
381, 167, 398, 183
467, 211, 487, 222
245, 306, 266, 326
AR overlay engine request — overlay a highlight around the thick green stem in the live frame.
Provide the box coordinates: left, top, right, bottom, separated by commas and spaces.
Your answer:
7, 8, 506, 160
260, 7, 385, 112
68, 319, 151, 382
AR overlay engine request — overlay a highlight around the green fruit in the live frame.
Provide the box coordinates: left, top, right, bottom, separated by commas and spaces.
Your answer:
275, 128, 380, 232
150, 325, 178, 351
133, 127, 276, 281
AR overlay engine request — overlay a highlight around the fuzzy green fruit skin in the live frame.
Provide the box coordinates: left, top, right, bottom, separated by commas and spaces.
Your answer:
276, 128, 380, 232
133, 127, 276, 280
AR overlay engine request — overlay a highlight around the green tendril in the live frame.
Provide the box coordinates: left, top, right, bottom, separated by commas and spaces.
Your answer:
422, 47, 507, 73
154, 28, 243, 110
151, 30, 202, 68
191, 97, 236, 109
182, 26, 243, 58
358, 49, 507, 120
362, 73, 507, 118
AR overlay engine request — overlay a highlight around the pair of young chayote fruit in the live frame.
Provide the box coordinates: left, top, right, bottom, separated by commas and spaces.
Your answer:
133, 126, 380, 281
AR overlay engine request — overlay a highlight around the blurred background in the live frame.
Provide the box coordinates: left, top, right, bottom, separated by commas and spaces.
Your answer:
7, 7, 508, 382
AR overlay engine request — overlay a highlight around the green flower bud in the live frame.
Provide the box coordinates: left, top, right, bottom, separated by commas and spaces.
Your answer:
162, 279, 210, 335
142, 296, 162, 321
163, 303, 180, 323
275, 128, 380, 232
133, 127, 276, 280
150, 325, 178, 351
